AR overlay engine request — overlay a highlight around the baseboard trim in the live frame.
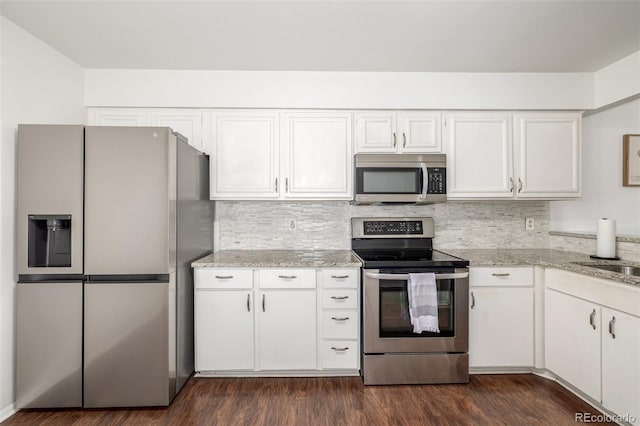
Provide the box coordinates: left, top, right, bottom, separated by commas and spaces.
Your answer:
0, 403, 17, 423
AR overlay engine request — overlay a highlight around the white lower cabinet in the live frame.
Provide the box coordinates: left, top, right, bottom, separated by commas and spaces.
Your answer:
258, 289, 316, 370
195, 267, 360, 375
469, 267, 534, 368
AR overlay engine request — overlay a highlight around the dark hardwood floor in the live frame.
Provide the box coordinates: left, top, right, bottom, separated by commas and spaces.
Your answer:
3, 374, 614, 425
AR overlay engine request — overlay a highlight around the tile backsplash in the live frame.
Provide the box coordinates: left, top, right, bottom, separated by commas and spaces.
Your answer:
217, 200, 550, 250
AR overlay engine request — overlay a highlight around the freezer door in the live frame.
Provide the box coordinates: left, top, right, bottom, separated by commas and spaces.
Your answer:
84, 126, 175, 275
84, 280, 171, 407
16, 282, 82, 408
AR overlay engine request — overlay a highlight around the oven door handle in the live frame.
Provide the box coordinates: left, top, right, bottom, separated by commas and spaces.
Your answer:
365, 272, 469, 281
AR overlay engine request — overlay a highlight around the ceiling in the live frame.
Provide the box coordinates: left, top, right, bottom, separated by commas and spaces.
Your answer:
2, 1, 639, 73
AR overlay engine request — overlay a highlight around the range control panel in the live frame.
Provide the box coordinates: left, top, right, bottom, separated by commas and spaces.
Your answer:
426, 168, 446, 195
363, 220, 423, 235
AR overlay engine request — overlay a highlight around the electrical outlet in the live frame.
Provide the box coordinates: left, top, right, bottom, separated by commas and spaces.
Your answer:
288, 219, 297, 231
525, 217, 535, 231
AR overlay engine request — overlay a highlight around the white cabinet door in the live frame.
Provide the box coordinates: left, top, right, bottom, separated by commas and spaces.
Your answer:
88, 108, 150, 126
281, 112, 353, 199
397, 112, 441, 153
469, 287, 533, 367
355, 112, 397, 152
150, 110, 203, 152
514, 112, 581, 198
445, 113, 513, 198
209, 111, 279, 199
195, 290, 255, 371
258, 290, 317, 370
545, 289, 601, 401
601, 307, 640, 426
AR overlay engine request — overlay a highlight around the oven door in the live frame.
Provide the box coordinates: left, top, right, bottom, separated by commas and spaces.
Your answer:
362, 268, 469, 354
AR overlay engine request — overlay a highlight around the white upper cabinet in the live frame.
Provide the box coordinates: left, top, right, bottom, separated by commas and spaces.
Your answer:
88, 108, 150, 127
446, 111, 582, 200
445, 112, 513, 198
209, 111, 280, 199
150, 110, 204, 152
281, 111, 353, 199
513, 112, 581, 198
355, 111, 441, 153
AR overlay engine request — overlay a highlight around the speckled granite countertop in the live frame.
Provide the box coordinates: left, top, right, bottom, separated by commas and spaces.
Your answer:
444, 249, 640, 287
192, 250, 362, 268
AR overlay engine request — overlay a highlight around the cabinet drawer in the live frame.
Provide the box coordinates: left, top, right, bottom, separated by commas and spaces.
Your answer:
321, 269, 359, 289
259, 269, 316, 289
322, 289, 357, 309
195, 269, 253, 289
470, 267, 533, 287
322, 310, 358, 339
321, 340, 358, 369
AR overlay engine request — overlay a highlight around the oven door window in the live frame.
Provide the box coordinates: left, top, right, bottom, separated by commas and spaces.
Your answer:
356, 167, 423, 194
379, 279, 454, 337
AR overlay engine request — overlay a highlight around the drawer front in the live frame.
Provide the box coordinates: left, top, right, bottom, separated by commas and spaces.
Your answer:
470, 267, 534, 287
321, 340, 359, 369
195, 269, 253, 289
321, 269, 359, 289
322, 310, 358, 339
259, 269, 316, 289
322, 289, 358, 309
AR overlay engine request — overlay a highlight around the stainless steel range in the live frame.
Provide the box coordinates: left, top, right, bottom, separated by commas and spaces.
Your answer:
351, 217, 470, 385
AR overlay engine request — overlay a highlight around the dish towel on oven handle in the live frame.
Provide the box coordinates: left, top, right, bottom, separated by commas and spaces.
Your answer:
407, 273, 440, 333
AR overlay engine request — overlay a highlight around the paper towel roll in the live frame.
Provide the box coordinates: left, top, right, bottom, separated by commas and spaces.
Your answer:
596, 218, 616, 258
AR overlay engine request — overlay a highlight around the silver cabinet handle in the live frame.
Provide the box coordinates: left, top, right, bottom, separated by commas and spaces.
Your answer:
275, 177, 278, 193
491, 273, 511, 277
470, 292, 475, 309
331, 275, 349, 279
392, 132, 397, 147
331, 296, 349, 300
509, 177, 514, 193
262, 294, 265, 312
402, 132, 407, 148
331, 347, 349, 352
285, 177, 289, 193
278, 275, 297, 279
331, 316, 350, 321
365, 272, 469, 280
609, 316, 616, 339
589, 309, 596, 330
215, 275, 234, 279
246, 293, 251, 312
518, 177, 523, 193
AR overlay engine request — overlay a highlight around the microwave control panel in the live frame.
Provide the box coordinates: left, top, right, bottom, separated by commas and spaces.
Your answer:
364, 220, 423, 235
427, 168, 446, 194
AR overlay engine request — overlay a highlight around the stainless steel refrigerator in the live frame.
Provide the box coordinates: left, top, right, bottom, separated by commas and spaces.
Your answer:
16, 125, 214, 408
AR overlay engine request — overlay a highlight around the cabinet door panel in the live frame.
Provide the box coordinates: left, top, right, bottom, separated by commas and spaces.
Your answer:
151, 110, 203, 151
355, 112, 396, 152
602, 307, 640, 425
210, 111, 279, 199
259, 290, 316, 370
469, 287, 533, 367
514, 113, 581, 198
282, 112, 352, 199
88, 108, 150, 126
545, 289, 601, 401
446, 113, 513, 198
398, 112, 441, 153
195, 290, 254, 371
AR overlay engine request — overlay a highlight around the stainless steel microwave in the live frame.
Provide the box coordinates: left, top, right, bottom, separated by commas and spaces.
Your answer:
354, 154, 447, 204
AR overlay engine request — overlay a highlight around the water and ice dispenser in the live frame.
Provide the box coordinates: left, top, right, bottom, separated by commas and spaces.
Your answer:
27, 215, 72, 268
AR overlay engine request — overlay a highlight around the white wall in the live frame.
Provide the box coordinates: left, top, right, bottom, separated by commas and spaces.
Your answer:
84, 69, 594, 110
550, 97, 640, 236
0, 17, 85, 420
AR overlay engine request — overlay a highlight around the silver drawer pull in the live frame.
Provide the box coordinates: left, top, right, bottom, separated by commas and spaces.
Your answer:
331, 275, 350, 279
491, 273, 510, 277
331, 296, 349, 300
331, 317, 350, 321
331, 347, 349, 352
278, 275, 297, 279
589, 309, 596, 330
609, 316, 616, 339
215, 275, 234, 279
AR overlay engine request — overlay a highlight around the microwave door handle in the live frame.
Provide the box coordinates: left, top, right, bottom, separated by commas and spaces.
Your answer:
365, 272, 469, 280
420, 164, 428, 199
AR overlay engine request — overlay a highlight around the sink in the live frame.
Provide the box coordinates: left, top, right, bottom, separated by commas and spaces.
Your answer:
577, 264, 640, 277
